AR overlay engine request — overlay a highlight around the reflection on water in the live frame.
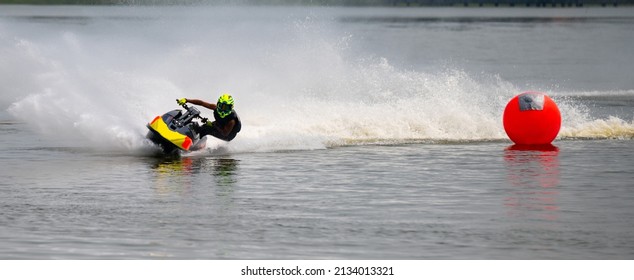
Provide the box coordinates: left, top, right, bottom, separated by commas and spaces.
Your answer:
503, 144, 560, 221
213, 158, 239, 187
151, 157, 197, 196
210, 158, 240, 204
150, 156, 240, 196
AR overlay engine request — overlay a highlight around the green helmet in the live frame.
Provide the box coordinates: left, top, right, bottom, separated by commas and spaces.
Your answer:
216, 94, 234, 118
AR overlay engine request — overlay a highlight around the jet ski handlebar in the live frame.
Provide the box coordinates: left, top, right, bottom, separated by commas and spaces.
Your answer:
177, 100, 209, 123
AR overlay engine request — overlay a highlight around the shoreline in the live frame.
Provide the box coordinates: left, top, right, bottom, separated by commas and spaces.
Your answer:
1, 0, 632, 7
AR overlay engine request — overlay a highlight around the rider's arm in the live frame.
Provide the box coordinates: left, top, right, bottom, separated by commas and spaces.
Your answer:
217, 119, 236, 137
184, 98, 217, 111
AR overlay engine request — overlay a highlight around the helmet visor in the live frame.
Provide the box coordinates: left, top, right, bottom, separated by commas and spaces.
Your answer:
217, 102, 233, 113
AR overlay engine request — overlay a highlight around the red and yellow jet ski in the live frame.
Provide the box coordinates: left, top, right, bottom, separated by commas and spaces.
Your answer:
146, 102, 208, 154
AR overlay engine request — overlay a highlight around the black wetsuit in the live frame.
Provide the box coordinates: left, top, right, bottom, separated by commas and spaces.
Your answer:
197, 110, 242, 141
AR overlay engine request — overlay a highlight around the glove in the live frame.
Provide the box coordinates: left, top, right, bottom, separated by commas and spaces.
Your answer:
177, 98, 187, 105
206, 120, 214, 127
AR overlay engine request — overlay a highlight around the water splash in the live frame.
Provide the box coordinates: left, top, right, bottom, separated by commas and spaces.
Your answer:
2, 6, 632, 153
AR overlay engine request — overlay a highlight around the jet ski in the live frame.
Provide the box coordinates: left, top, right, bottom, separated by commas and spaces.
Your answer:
146, 101, 208, 155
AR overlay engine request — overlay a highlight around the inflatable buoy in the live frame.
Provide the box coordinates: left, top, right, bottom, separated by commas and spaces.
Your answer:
503, 92, 561, 145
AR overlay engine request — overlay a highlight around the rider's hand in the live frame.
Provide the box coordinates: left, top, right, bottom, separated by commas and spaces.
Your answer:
177, 98, 187, 105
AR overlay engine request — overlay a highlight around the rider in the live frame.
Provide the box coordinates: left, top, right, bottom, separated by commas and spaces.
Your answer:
177, 94, 242, 141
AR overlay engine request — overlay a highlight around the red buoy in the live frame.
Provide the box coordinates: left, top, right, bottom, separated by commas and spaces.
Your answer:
503, 92, 561, 145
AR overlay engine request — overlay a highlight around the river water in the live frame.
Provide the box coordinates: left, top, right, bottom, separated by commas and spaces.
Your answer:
1, 5, 633, 259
